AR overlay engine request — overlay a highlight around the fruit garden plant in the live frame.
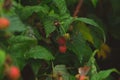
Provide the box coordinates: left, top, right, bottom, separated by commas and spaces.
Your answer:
0, 0, 120, 80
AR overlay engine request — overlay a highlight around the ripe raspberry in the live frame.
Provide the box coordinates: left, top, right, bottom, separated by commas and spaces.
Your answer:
79, 75, 89, 80
8, 66, 20, 80
57, 36, 66, 45
59, 45, 67, 53
0, 17, 10, 29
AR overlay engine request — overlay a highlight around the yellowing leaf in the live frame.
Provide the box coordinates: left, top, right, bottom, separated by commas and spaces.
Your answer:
77, 22, 94, 44
101, 43, 111, 53
97, 49, 107, 59
97, 43, 111, 59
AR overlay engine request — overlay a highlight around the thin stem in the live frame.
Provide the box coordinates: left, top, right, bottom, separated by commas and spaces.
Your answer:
92, 49, 99, 58
73, 0, 83, 17
87, 49, 99, 64
52, 61, 54, 74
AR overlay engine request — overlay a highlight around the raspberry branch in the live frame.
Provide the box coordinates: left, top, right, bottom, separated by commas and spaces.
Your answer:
73, 0, 83, 17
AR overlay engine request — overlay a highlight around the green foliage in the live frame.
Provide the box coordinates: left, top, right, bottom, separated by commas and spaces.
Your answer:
91, 69, 120, 80
43, 18, 56, 37
60, 15, 73, 34
0, 50, 6, 66
0, 0, 119, 80
87, 50, 98, 75
19, 5, 49, 20
53, 65, 76, 80
8, 35, 37, 69
25, 46, 54, 61
75, 17, 106, 43
67, 32, 92, 64
9, 35, 37, 45
7, 14, 26, 32
53, 0, 68, 15
76, 22, 94, 44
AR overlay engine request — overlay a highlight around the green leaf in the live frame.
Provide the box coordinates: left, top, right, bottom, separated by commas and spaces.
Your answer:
67, 32, 92, 64
75, 17, 99, 27
0, 50, 6, 66
7, 14, 26, 32
30, 60, 41, 76
8, 45, 27, 69
53, 65, 70, 80
60, 16, 73, 34
75, 17, 106, 43
53, 0, 67, 15
19, 5, 49, 20
91, 69, 120, 80
48, 10, 59, 18
8, 35, 37, 69
25, 46, 54, 61
43, 19, 56, 37
87, 50, 99, 74
76, 22, 94, 44
91, 0, 98, 7
9, 35, 37, 45
90, 26, 103, 48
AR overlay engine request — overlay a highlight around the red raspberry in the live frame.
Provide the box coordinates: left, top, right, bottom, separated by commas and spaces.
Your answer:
0, 17, 10, 29
8, 66, 20, 80
79, 75, 85, 80
59, 45, 67, 53
57, 36, 66, 45
79, 75, 88, 80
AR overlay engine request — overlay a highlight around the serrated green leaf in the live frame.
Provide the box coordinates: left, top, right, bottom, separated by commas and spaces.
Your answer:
7, 15, 26, 32
76, 22, 94, 44
8, 35, 37, 69
60, 16, 73, 34
67, 32, 92, 64
20, 5, 49, 20
25, 46, 54, 61
91, 0, 98, 7
53, 0, 67, 15
8, 35, 37, 51
9, 45, 27, 69
48, 10, 59, 18
43, 20, 56, 37
9, 35, 37, 45
91, 69, 120, 80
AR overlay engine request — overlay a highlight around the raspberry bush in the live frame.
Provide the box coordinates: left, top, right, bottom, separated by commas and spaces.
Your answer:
0, 0, 120, 80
